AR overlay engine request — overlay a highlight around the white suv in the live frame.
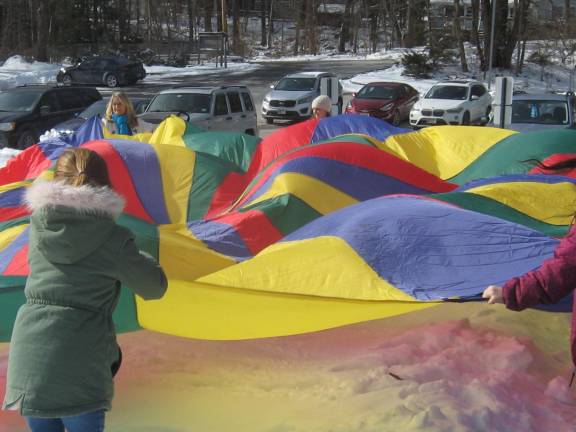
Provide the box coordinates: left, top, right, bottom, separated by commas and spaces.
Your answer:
410, 80, 492, 128
139, 85, 258, 135
262, 72, 343, 124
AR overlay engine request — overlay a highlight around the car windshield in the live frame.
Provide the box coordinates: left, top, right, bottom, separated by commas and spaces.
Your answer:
274, 78, 317, 91
357, 85, 397, 99
146, 93, 211, 114
79, 100, 106, 119
0, 90, 42, 112
512, 100, 570, 125
425, 85, 468, 100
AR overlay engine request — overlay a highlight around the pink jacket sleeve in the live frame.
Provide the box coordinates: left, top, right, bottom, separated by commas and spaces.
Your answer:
503, 227, 576, 310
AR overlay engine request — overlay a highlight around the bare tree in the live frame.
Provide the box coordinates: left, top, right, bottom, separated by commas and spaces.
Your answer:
453, 0, 468, 72
338, 0, 353, 52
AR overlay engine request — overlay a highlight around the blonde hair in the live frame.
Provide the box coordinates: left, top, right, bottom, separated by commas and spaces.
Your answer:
54, 148, 112, 188
105, 91, 138, 129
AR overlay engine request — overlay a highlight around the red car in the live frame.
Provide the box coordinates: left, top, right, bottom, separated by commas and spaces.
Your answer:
345, 82, 419, 126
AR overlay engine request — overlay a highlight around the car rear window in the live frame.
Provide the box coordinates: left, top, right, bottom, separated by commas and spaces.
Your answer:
0, 90, 42, 112
425, 85, 468, 100
357, 85, 397, 99
512, 100, 569, 125
147, 93, 211, 114
275, 78, 317, 91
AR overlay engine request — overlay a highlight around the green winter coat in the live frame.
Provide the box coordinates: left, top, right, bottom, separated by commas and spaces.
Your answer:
2, 180, 167, 418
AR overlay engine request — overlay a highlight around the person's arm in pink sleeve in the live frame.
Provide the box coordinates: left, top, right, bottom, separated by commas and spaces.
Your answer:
503, 229, 576, 311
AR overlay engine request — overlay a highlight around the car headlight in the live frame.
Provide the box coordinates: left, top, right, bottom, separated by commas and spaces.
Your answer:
0, 122, 15, 131
411, 105, 421, 112
379, 103, 394, 112
346, 101, 352, 109
263, 95, 271, 103
298, 95, 315, 105
447, 107, 463, 113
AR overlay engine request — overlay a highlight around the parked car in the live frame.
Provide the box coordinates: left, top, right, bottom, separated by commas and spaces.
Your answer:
57, 56, 147, 88
494, 93, 575, 132
139, 85, 258, 135
262, 72, 343, 124
409, 80, 492, 128
52, 97, 150, 134
345, 82, 419, 126
0, 85, 102, 149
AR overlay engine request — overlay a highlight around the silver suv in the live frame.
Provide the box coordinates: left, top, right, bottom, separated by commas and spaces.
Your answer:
139, 85, 258, 135
262, 72, 343, 124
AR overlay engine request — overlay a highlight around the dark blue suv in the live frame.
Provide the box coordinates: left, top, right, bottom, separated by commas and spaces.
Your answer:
0, 85, 102, 149
57, 56, 146, 88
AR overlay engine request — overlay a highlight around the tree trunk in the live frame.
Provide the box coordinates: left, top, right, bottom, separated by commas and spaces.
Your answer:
266, 0, 274, 48
260, 0, 267, 46
35, 0, 51, 61
305, 0, 317, 54
369, 0, 379, 53
453, 0, 468, 72
471, 0, 486, 70
187, 0, 195, 46
205, 0, 213, 32
232, 0, 241, 53
481, 0, 491, 71
405, 0, 415, 47
338, 0, 353, 53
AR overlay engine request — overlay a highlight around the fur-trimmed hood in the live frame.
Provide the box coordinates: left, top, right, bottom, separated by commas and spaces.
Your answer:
25, 180, 126, 264
25, 180, 125, 219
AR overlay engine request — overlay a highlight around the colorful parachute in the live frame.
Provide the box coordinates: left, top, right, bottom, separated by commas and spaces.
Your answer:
1, 114, 576, 341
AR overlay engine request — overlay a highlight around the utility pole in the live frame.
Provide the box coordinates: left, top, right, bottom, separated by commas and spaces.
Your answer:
221, 0, 228, 34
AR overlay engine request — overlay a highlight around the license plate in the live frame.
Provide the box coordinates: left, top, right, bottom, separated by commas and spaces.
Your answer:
277, 109, 286, 115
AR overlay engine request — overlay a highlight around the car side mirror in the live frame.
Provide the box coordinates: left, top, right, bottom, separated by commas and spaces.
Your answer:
470, 95, 480, 100
40, 106, 51, 116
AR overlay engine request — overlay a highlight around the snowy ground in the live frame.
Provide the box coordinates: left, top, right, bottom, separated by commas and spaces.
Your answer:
1, 303, 575, 432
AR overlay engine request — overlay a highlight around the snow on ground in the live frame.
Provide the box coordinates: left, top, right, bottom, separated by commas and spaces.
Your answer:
0, 55, 62, 90
2, 302, 574, 432
0, 55, 261, 90
0, 148, 20, 168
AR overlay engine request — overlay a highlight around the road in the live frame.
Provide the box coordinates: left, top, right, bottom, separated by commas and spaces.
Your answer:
101, 59, 397, 137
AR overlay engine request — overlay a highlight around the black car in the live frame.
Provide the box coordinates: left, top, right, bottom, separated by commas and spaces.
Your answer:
0, 85, 102, 149
57, 56, 147, 88
52, 97, 151, 134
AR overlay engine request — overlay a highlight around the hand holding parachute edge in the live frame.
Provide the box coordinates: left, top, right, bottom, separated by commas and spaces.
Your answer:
482, 285, 504, 304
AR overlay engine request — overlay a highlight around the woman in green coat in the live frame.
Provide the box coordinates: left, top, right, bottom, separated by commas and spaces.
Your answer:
2, 148, 167, 432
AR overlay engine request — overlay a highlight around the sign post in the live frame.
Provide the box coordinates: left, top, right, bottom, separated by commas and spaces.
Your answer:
198, 32, 228, 68
493, 76, 513, 128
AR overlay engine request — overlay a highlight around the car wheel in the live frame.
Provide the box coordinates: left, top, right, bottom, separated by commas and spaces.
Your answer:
461, 111, 471, 125
482, 106, 492, 125
391, 110, 401, 126
61, 74, 72, 86
266, 118, 273, 125
105, 73, 119, 88
17, 130, 38, 149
